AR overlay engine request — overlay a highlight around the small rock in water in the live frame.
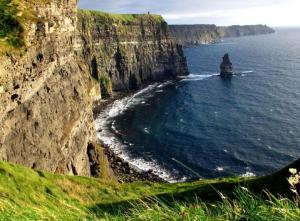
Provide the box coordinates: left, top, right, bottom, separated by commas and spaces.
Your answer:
220, 53, 233, 77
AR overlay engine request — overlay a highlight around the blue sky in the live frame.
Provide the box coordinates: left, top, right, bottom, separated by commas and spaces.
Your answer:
78, 0, 300, 26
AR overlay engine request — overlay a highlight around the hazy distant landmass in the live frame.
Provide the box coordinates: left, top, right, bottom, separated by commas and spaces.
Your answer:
169, 24, 275, 46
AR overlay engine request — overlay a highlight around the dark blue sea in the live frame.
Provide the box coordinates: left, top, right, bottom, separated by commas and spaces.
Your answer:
97, 28, 300, 182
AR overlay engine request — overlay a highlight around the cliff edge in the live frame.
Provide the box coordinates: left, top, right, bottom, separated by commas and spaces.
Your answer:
76, 10, 188, 96
170, 24, 275, 46
0, 0, 103, 177
0, 2, 188, 177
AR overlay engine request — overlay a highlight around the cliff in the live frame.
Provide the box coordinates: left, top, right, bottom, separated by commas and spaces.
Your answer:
170, 24, 275, 46
0, 0, 105, 177
76, 10, 188, 95
169, 24, 221, 46
0, 2, 188, 177
218, 25, 275, 38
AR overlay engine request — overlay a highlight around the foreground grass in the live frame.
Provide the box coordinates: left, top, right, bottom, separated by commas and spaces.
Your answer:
110, 190, 300, 221
0, 160, 299, 220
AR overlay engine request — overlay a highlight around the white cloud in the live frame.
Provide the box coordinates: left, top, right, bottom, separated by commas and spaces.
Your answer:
78, 0, 300, 26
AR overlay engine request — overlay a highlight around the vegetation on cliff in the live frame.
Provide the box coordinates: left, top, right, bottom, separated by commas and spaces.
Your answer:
78, 9, 164, 25
0, 160, 299, 220
0, 0, 22, 48
77, 9, 188, 93
99, 75, 113, 97
0, 0, 50, 51
170, 24, 275, 46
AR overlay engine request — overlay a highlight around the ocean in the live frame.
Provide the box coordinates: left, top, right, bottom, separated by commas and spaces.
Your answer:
96, 28, 300, 182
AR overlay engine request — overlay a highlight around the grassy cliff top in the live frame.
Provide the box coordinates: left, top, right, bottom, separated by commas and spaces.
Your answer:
0, 0, 51, 53
78, 9, 165, 25
0, 159, 299, 220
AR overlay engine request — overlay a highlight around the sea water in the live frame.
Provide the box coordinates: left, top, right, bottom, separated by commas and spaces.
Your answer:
96, 28, 300, 182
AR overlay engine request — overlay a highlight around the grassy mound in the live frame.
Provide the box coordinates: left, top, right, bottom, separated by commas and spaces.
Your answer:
0, 159, 299, 220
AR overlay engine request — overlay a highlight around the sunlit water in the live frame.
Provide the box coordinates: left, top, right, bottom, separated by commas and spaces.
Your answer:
96, 28, 300, 182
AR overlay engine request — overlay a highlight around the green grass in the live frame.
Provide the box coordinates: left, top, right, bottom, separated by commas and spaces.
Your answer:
99, 75, 113, 95
0, 0, 50, 53
0, 159, 299, 220
116, 188, 300, 221
78, 9, 165, 25
0, 0, 23, 47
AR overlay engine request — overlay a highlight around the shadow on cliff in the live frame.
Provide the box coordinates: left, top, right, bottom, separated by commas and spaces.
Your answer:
88, 159, 300, 217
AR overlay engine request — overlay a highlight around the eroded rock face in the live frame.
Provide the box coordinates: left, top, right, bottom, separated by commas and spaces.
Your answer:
0, 0, 99, 176
220, 53, 233, 76
76, 11, 189, 95
170, 24, 275, 47
169, 25, 221, 46
0, 2, 189, 177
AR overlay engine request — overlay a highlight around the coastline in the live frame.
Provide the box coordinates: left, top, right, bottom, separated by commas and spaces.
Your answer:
93, 82, 176, 183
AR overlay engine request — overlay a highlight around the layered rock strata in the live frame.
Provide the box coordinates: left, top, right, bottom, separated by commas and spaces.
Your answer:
76, 11, 189, 96
0, 3, 188, 177
169, 24, 275, 46
0, 0, 105, 176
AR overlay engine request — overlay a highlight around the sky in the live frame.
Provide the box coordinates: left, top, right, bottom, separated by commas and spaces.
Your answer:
78, 0, 300, 27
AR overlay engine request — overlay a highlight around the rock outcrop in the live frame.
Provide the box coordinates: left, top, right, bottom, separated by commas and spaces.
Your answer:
170, 24, 275, 46
220, 53, 233, 77
0, 3, 188, 176
76, 10, 188, 95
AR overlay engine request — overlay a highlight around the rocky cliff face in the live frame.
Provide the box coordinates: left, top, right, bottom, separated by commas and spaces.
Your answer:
218, 25, 275, 38
0, 3, 188, 177
76, 11, 188, 95
0, 0, 104, 176
169, 25, 221, 46
170, 24, 275, 46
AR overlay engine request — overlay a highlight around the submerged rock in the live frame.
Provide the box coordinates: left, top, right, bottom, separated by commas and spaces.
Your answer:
220, 53, 233, 76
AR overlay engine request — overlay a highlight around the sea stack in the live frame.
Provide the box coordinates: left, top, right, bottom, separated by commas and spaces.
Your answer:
220, 53, 233, 77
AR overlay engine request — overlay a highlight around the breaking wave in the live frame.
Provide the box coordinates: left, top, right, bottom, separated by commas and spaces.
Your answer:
95, 81, 187, 183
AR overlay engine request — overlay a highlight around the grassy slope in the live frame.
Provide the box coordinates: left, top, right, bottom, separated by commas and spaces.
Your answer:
0, 159, 299, 220
77, 9, 164, 25
0, 0, 50, 53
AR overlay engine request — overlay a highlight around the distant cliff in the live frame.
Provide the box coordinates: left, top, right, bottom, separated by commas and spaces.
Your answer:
218, 25, 275, 38
169, 24, 275, 46
76, 10, 188, 96
169, 25, 221, 46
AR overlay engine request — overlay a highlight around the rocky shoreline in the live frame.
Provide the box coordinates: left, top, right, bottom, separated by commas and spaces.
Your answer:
102, 143, 166, 183
93, 92, 166, 183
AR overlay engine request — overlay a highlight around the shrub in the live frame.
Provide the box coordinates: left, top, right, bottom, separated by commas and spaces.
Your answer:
99, 75, 113, 97
0, 0, 23, 47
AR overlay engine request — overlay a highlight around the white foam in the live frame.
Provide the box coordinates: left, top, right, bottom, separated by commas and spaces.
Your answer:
157, 81, 172, 88
108, 83, 158, 118
216, 167, 224, 172
144, 128, 150, 134
95, 81, 186, 183
179, 73, 219, 82
179, 70, 254, 82
241, 70, 254, 74
242, 172, 256, 177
